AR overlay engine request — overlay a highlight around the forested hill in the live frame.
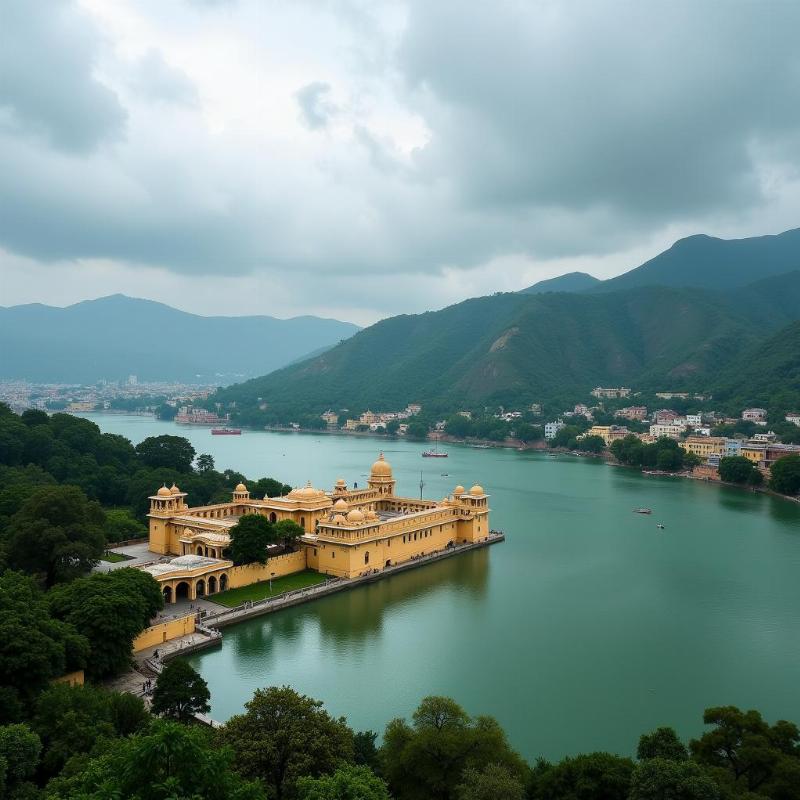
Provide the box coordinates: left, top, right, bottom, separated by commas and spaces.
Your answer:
0, 294, 360, 383
521, 272, 600, 294
595, 227, 800, 292
212, 272, 800, 420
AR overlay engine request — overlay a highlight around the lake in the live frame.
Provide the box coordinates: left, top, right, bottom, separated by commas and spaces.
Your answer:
86, 414, 800, 761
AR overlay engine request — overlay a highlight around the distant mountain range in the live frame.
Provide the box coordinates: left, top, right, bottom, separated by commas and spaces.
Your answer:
521, 228, 800, 295
210, 226, 800, 418
0, 295, 360, 383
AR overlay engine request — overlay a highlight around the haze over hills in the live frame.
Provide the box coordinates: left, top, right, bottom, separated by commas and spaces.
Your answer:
521, 272, 601, 294
213, 270, 800, 419
0, 295, 360, 383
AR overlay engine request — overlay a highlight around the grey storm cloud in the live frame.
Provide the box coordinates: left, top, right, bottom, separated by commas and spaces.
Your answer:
295, 82, 337, 130
0, 0, 799, 292
0, 0, 126, 154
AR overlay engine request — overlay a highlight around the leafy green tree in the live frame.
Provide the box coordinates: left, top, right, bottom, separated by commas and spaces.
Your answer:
49, 719, 265, 800
637, 727, 688, 761
296, 764, 391, 800
48, 569, 162, 679
445, 416, 474, 438
0, 572, 88, 718
515, 423, 543, 443
151, 659, 211, 723
718, 456, 763, 486
628, 758, 720, 800
6, 485, 106, 586
354, 730, 379, 770
406, 421, 429, 440
135, 435, 196, 472
33, 683, 148, 778
528, 752, 634, 800
196, 453, 216, 472
456, 763, 526, 800
385, 419, 401, 435
380, 696, 527, 800
0, 723, 41, 799
550, 426, 583, 449
690, 705, 800, 796
229, 515, 276, 565
769, 455, 800, 496
219, 686, 355, 800
275, 519, 305, 547
575, 435, 605, 453
104, 508, 148, 543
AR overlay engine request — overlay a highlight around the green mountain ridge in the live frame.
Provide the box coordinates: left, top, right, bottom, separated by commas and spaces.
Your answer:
213, 271, 800, 419
521, 272, 600, 294
0, 294, 360, 383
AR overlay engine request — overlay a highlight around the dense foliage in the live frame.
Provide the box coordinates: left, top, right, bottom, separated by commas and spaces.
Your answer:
610, 435, 699, 472
768, 455, 800, 496
210, 272, 800, 421
718, 456, 763, 486
151, 659, 211, 723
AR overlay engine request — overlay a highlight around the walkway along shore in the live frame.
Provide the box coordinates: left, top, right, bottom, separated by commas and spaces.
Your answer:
115, 533, 505, 723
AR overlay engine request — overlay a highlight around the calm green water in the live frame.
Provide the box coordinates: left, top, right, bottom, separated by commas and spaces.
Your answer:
87, 415, 800, 761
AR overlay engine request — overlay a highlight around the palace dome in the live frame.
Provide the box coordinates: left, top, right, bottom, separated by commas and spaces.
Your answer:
333, 498, 349, 512
235, 482, 247, 493
469, 484, 485, 496
288, 481, 326, 500
335, 478, 347, 488
170, 484, 181, 495
157, 485, 171, 497
370, 453, 392, 477
332, 514, 346, 525
346, 508, 365, 524
454, 485, 465, 495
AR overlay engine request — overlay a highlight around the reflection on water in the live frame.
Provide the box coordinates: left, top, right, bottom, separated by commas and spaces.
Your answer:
82, 416, 800, 763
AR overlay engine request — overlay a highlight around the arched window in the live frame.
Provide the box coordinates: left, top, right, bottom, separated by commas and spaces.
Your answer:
300, 516, 306, 529
270, 512, 277, 523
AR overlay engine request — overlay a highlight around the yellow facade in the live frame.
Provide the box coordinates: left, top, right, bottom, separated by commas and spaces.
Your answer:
145, 453, 491, 593
680, 436, 727, 459
133, 614, 196, 652
52, 670, 85, 687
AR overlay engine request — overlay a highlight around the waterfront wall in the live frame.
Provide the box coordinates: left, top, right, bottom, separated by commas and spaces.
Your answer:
133, 614, 196, 652
227, 550, 307, 589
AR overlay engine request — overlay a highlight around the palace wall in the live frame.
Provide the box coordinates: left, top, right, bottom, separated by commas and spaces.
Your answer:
133, 614, 196, 652
227, 549, 308, 589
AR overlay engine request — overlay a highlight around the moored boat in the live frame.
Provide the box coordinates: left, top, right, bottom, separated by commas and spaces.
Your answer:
211, 428, 242, 435
634, 507, 652, 514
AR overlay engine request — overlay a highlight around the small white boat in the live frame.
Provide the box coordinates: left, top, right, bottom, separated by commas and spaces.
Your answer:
657, 523, 665, 530
634, 508, 652, 515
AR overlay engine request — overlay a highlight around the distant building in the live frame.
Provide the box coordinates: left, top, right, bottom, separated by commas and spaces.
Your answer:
680, 436, 727, 460
685, 413, 702, 426
615, 406, 647, 421
655, 392, 689, 400
573, 404, 590, 416
545, 419, 565, 440
650, 422, 686, 440
752, 431, 777, 443
457, 411, 472, 419
590, 387, 631, 399
529, 403, 542, 414
585, 425, 629, 446
785, 412, 800, 427
127, 374, 138, 385
406, 404, 422, 415
742, 408, 767, 422
655, 409, 680, 425
321, 410, 339, 427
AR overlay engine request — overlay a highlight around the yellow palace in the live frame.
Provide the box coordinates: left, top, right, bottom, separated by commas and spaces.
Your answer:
146, 453, 490, 602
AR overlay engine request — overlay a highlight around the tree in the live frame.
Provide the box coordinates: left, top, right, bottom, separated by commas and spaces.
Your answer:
628, 758, 720, 800
516, 423, 543, 443
219, 686, 355, 800
380, 696, 528, 800
196, 453, 216, 472
529, 752, 634, 800
690, 705, 800, 795
354, 730, 379, 770
575, 435, 605, 453
637, 727, 688, 762
296, 764, 391, 800
135, 435, 196, 472
6, 485, 106, 586
0, 572, 88, 718
49, 719, 265, 800
0, 723, 41, 799
33, 683, 148, 778
151, 659, 211, 723
769, 455, 800, 496
406, 421, 429, 440
445, 416, 474, 439
229, 515, 275, 565
456, 763, 526, 800
274, 519, 305, 547
718, 456, 763, 486
104, 508, 148, 543
48, 569, 162, 679
385, 419, 401, 436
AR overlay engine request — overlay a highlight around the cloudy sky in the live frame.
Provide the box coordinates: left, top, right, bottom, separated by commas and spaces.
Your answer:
1, 0, 799, 325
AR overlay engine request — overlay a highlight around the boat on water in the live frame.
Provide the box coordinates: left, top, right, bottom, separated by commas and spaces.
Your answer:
470, 444, 491, 449
633, 507, 652, 514
657, 523, 665, 529
211, 428, 242, 435
422, 439, 448, 458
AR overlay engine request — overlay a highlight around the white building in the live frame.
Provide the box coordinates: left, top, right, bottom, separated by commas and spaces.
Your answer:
742, 408, 767, 422
649, 423, 686, 440
785, 413, 800, 427
685, 413, 702, 426
545, 419, 565, 440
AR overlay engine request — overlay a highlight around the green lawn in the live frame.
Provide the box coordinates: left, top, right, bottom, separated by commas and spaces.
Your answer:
210, 569, 328, 607
101, 551, 134, 563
